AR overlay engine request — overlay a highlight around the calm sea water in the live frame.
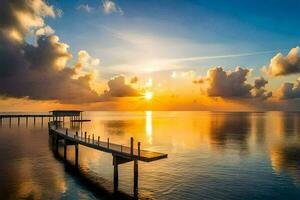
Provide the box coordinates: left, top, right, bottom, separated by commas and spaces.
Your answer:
1, 111, 300, 200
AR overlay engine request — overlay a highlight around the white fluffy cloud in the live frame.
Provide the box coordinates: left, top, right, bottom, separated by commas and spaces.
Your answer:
263, 47, 300, 76
102, 0, 123, 15
77, 4, 94, 13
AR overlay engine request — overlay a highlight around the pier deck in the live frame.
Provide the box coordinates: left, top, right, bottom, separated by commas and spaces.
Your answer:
0, 112, 168, 195
49, 122, 167, 162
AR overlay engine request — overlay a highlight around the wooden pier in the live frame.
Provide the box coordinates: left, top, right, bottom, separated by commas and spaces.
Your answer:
48, 121, 167, 193
0, 110, 168, 195
0, 114, 53, 127
0, 110, 83, 127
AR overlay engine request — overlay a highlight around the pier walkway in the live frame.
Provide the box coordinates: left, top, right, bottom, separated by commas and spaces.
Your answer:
48, 121, 167, 193
0, 111, 168, 195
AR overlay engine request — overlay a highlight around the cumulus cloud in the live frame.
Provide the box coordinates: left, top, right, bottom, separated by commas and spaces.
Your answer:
35, 25, 55, 36
73, 50, 100, 75
102, 0, 123, 15
254, 77, 268, 89
278, 79, 300, 99
102, 75, 139, 98
193, 67, 271, 99
77, 4, 94, 13
251, 77, 272, 99
206, 67, 252, 97
0, 0, 135, 104
263, 47, 300, 76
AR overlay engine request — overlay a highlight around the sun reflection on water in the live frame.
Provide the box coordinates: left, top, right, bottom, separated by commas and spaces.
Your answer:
145, 111, 152, 144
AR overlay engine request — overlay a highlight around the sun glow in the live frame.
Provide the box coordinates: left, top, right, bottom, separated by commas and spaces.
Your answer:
145, 91, 153, 100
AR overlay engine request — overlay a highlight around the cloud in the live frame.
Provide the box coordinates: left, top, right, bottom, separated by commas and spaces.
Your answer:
194, 67, 271, 99
35, 25, 55, 36
55, 8, 63, 18
206, 67, 253, 97
0, 0, 55, 39
101, 75, 139, 98
102, 0, 123, 15
278, 79, 300, 99
77, 4, 94, 13
251, 77, 272, 99
73, 50, 100, 75
0, 0, 136, 104
254, 76, 268, 89
263, 47, 300, 76
130, 76, 138, 84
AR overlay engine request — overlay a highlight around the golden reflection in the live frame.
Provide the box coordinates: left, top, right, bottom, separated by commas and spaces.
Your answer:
270, 143, 300, 185
145, 111, 153, 144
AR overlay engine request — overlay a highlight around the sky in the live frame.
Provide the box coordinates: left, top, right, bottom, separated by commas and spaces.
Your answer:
0, 0, 300, 111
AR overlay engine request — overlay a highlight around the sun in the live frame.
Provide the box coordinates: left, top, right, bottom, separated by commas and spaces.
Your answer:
144, 91, 153, 100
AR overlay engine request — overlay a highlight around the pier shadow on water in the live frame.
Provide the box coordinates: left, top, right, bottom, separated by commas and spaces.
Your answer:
48, 136, 144, 200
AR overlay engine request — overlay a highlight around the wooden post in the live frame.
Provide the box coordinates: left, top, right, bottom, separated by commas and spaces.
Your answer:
88, 135, 90, 143
52, 132, 55, 144
76, 131, 78, 138
84, 132, 87, 141
107, 138, 110, 149
138, 142, 141, 158
66, 128, 68, 136
55, 135, 59, 153
64, 139, 67, 160
130, 137, 134, 156
113, 155, 119, 192
98, 136, 100, 146
17, 117, 20, 127
0, 117, 2, 127
33, 116, 36, 126
75, 143, 79, 167
26, 116, 28, 127
9, 117, 11, 128
92, 134, 94, 144
134, 159, 138, 194
41, 116, 44, 127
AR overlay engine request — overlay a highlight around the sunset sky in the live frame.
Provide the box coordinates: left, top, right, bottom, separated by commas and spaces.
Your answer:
1, 0, 300, 111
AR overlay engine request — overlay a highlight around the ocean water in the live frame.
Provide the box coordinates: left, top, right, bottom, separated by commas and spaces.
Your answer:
1, 111, 300, 200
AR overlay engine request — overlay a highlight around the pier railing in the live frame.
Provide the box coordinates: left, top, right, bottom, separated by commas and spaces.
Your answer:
48, 120, 167, 193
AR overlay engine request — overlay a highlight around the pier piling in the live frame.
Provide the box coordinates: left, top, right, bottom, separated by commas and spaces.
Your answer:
113, 155, 119, 192
75, 143, 79, 167
64, 139, 67, 160
130, 137, 134, 156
